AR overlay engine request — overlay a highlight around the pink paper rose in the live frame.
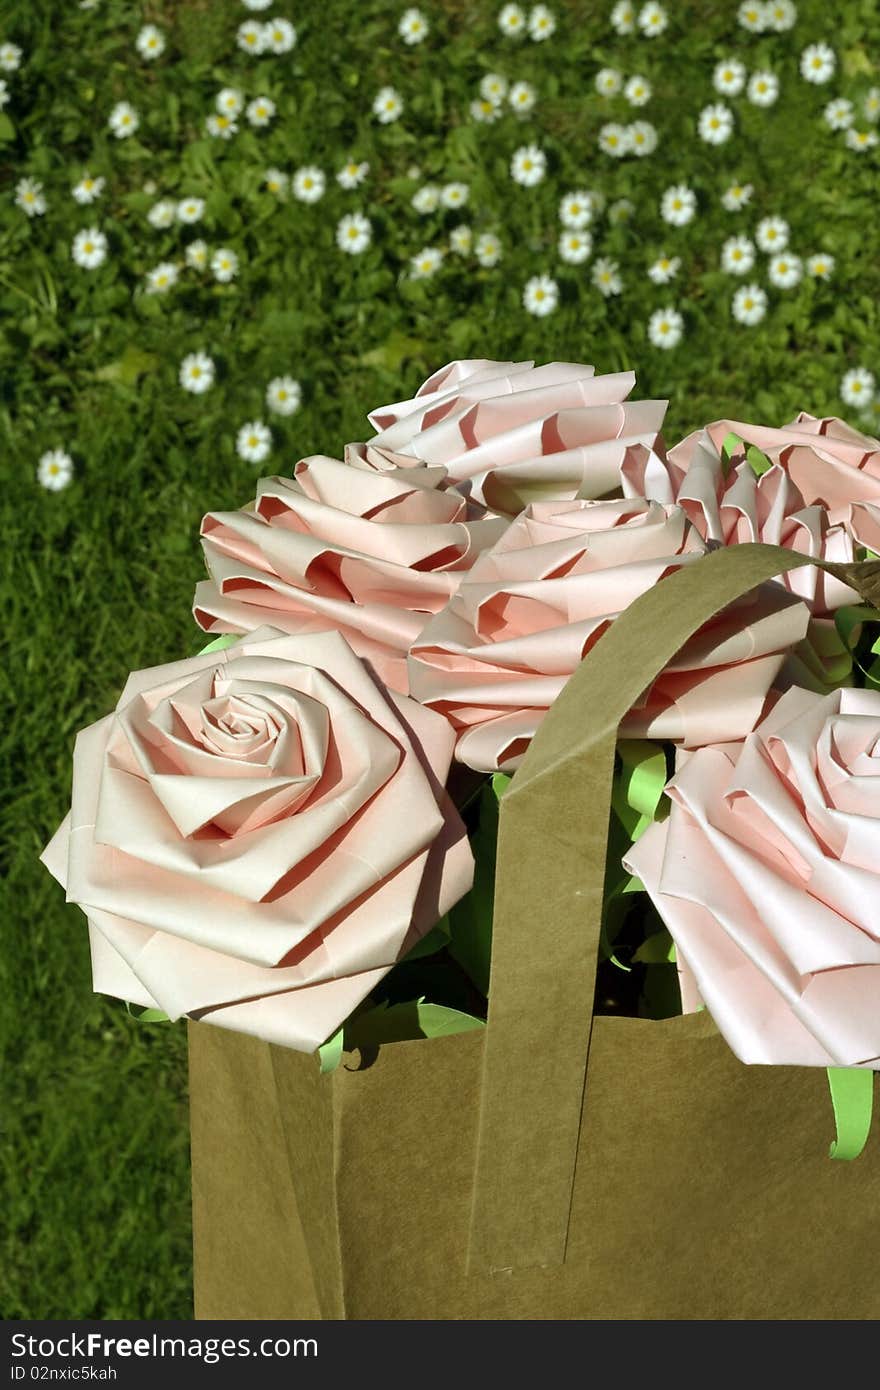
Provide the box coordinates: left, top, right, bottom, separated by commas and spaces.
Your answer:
626, 685, 880, 1068
634, 414, 880, 587
365, 358, 668, 516
40, 628, 473, 1053
622, 424, 860, 614
194, 449, 507, 693
408, 499, 810, 772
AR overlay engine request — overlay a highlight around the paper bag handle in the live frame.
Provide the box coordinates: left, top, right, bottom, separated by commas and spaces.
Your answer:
466, 544, 880, 1274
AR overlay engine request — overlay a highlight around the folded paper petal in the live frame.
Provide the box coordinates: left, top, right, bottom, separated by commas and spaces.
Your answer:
194, 454, 507, 692
409, 499, 809, 771
625, 685, 880, 1068
41, 628, 474, 1053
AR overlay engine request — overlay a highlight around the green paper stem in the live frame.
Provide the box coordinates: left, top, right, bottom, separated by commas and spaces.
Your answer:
826, 1067, 874, 1161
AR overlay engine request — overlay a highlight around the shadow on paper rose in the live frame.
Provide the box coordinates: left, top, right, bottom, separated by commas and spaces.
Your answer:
408, 498, 810, 773
40, 627, 473, 1053
194, 449, 507, 694
366, 357, 668, 515
626, 685, 880, 1068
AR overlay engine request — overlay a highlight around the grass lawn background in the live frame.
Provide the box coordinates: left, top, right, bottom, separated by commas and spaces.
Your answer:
2, 0, 878, 1318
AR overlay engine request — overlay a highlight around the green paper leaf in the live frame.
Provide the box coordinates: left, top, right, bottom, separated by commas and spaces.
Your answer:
492, 771, 513, 800
632, 930, 677, 965
720, 432, 743, 479
198, 634, 241, 655
401, 913, 451, 962
827, 1067, 874, 1161
126, 1002, 170, 1024
745, 444, 772, 478
318, 1027, 344, 1074
344, 998, 484, 1050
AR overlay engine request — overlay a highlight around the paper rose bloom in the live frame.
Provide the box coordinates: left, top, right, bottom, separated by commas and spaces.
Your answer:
626, 685, 880, 1068
40, 628, 474, 1053
635, 414, 880, 575
408, 499, 810, 772
365, 358, 668, 516
622, 424, 861, 614
193, 450, 507, 693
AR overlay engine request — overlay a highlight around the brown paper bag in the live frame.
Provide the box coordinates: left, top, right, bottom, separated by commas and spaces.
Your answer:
190, 544, 880, 1320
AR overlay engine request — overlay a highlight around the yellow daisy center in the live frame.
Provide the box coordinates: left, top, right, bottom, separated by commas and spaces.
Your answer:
83, 241, 94, 253
277, 390, 288, 400
672, 198, 682, 209
248, 435, 259, 447
744, 297, 754, 309
49, 463, 60, 475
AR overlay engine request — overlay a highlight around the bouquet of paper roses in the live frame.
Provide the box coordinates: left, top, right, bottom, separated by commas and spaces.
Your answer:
41, 360, 880, 1320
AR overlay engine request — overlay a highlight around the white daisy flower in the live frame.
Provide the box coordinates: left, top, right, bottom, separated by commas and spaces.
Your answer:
337, 159, 370, 189
638, 3, 668, 37
185, 240, 209, 269
72, 174, 105, 205
441, 182, 469, 209
236, 421, 272, 464
264, 18, 296, 53
480, 73, 508, 104
721, 181, 753, 211
412, 184, 441, 214
242, 0, 272, 8
599, 122, 632, 156
237, 21, 266, 54
660, 184, 696, 226
263, 168, 288, 197
136, 24, 165, 60
177, 197, 205, 225
559, 231, 592, 264
737, 2, 768, 32
179, 352, 215, 395
15, 177, 46, 217
610, 1, 635, 34
38, 449, 74, 492
731, 283, 767, 325
592, 257, 622, 297
595, 68, 623, 97
471, 97, 502, 122
71, 227, 107, 269
647, 254, 680, 284
108, 101, 138, 138
336, 213, 372, 254
373, 86, 404, 123
509, 80, 537, 113
609, 198, 634, 224
624, 75, 651, 106
0, 42, 22, 72
0, 79, 8, 110
823, 98, 853, 130
806, 252, 834, 279
410, 246, 444, 278
211, 248, 239, 282
747, 71, 778, 106
648, 307, 684, 349
475, 232, 502, 266
559, 191, 593, 229
529, 5, 556, 41
800, 42, 835, 84
206, 113, 238, 139
246, 96, 276, 128
266, 377, 302, 416
768, 253, 802, 288
721, 235, 756, 274
145, 262, 179, 294
399, 7, 429, 43
699, 103, 734, 144
840, 368, 875, 408
449, 224, 473, 254
216, 88, 245, 117
766, 0, 796, 30
523, 274, 559, 315
147, 199, 176, 230
755, 215, 789, 252
864, 88, 880, 123
498, 3, 527, 35
629, 120, 658, 156
713, 60, 746, 97
510, 144, 546, 185
292, 167, 326, 203
845, 128, 879, 152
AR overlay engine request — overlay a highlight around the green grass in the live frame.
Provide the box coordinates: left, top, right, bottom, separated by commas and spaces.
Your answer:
2, 0, 879, 1319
